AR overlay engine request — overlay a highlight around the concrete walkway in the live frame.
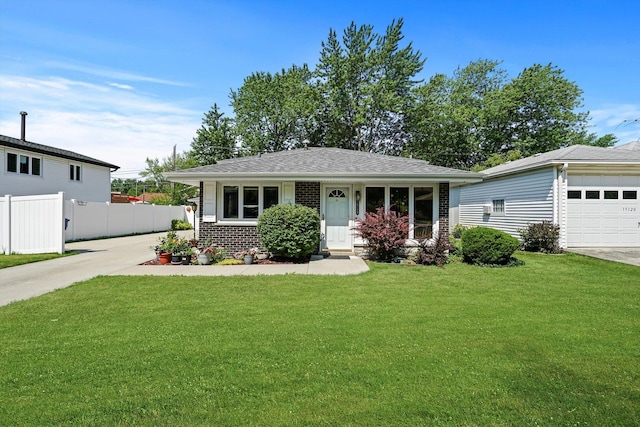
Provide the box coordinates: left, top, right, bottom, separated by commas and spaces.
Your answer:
0, 232, 369, 307
566, 247, 640, 267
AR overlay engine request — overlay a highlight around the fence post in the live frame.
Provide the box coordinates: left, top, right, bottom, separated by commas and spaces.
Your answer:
55, 192, 65, 254
2, 195, 11, 254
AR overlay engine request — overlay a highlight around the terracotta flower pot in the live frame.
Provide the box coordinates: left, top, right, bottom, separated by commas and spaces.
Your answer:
158, 252, 171, 264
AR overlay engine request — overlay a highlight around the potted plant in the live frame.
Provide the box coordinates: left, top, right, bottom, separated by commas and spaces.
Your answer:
241, 247, 259, 265
155, 231, 178, 264
171, 238, 191, 265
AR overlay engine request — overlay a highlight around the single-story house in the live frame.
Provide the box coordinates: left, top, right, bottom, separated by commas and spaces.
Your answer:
1, 134, 119, 202
454, 142, 640, 248
166, 147, 482, 253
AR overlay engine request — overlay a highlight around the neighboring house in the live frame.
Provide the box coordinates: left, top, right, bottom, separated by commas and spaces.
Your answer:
455, 143, 640, 248
165, 147, 482, 253
1, 134, 119, 202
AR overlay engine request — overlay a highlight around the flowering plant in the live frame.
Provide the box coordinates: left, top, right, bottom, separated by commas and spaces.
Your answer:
195, 239, 227, 263
240, 247, 259, 256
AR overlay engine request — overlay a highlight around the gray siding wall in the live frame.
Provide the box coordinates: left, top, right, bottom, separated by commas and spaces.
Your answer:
459, 167, 555, 238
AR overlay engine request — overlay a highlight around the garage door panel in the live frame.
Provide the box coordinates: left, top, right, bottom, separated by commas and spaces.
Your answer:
567, 177, 640, 247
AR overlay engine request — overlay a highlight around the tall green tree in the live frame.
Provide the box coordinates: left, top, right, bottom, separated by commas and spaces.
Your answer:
407, 60, 616, 169
316, 18, 425, 154
407, 60, 506, 168
496, 63, 589, 156
141, 151, 199, 205
230, 64, 319, 153
190, 104, 237, 165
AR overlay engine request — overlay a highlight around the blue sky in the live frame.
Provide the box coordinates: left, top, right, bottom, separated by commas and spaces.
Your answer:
1, 0, 639, 178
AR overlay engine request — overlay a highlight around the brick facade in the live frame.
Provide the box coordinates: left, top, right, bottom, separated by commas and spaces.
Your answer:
197, 181, 322, 254
200, 222, 260, 254
438, 182, 450, 241
295, 182, 321, 213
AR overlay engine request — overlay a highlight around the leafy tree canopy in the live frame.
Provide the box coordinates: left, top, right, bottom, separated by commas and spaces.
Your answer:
182, 20, 615, 172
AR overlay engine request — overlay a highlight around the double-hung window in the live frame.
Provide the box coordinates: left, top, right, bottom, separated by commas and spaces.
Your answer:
6, 152, 41, 176
222, 185, 279, 220
69, 164, 81, 181
492, 199, 505, 214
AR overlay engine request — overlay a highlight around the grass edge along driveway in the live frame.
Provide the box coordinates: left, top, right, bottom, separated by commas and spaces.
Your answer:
1, 252, 638, 426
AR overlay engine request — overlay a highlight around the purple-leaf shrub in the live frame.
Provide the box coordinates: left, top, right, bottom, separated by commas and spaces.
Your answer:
353, 207, 409, 261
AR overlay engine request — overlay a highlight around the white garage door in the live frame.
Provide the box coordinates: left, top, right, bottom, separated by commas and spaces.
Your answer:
567, 175, 640, 247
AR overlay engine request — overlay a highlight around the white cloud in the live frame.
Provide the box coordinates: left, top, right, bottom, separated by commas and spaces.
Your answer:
108, 82, 134, 90
590, 103, 640, 144
0, 74, 201, 177
43, 60, 189, 87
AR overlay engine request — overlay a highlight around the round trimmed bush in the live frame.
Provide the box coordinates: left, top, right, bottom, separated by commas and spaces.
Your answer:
257, 204, 320, 259
461, 226, 520, 265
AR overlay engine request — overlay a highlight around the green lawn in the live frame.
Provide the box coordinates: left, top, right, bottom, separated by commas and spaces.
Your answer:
1, 252, 638, 426
0, 251, 77, 269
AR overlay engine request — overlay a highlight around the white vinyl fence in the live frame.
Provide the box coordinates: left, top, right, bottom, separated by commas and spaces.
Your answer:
1, 192, 65, 254
1, 192, 189, 254
64, 199, 187, 241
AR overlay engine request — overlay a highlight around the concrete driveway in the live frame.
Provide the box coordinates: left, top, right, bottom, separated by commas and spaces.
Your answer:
567, 248, 640, 267
0, 232, 368, 307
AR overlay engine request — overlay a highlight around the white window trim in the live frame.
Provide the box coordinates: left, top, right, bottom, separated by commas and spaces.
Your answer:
69, 163, 82, 182
492, 198, 505, 216
6, 151, 43, 177
217, 183, 281, 224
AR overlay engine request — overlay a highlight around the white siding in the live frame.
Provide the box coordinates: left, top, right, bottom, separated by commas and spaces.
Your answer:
449, 186, 460, 230
1, 147, 112, 202
459, 167, 555, 238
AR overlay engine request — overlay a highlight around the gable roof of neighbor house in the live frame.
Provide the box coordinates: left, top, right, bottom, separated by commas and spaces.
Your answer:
0, 134, 120, 170
166, 147, 483, 186
481, 144, 640, 178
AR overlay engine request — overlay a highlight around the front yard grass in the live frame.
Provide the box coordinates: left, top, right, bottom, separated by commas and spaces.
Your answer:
0, 251, 77, 269
0, 252, 638, 425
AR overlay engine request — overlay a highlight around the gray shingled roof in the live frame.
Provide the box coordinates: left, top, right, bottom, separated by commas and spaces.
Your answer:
166, 147, 481, 183
482, 144, 640, 177
0, 134, 120, 170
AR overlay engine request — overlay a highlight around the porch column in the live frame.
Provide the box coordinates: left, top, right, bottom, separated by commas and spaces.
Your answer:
438, 182, 450, 240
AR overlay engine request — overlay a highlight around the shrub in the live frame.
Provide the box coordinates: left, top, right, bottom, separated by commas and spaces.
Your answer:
171, 219, 193, 230
257, 204, 321, 260
519, 221, 561, 254
451, 223, 469, 239
412, 231, 452, 267
461, 227, 520, 265
353, 207, 409, 261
